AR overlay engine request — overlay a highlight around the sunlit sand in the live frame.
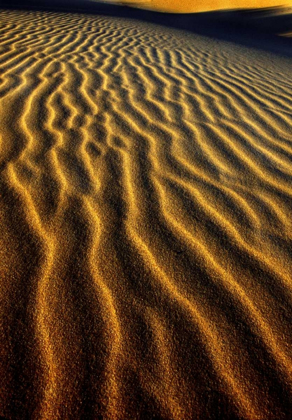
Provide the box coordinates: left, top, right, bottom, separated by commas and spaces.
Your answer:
0, 7, 292, 420
114, 0, 292, 13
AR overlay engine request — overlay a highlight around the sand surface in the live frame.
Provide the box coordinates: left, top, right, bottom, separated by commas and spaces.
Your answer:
115, 0, 292, 13
1, 8, 292, 420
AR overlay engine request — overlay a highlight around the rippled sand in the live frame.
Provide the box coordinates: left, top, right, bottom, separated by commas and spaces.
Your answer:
1, 8, 292, 420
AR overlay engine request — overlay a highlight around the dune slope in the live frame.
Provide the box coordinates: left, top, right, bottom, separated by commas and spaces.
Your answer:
115, 0, 292, 13
0, 9, 292, 420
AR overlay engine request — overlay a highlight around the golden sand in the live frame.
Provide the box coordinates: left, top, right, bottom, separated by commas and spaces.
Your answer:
0, 8, 292, 420
116, 0, 292, 13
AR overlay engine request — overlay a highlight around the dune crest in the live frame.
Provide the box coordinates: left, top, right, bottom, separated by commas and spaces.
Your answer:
114, 0, 292, 13
1, 8, 292, 420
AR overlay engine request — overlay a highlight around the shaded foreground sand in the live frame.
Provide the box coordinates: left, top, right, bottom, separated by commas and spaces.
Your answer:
1, 8, 292, 420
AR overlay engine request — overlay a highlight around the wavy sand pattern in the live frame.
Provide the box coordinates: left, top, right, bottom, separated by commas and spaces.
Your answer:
1, 8, 292, 420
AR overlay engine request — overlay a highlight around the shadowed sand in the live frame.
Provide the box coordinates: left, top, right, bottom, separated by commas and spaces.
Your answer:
1, 7, 292, 420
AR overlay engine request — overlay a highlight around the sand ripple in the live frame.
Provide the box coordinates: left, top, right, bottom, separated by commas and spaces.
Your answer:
1, 9, 292, 420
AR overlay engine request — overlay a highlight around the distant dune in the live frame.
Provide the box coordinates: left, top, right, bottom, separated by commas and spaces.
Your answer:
1, 7, 292, 420
111, 0, 292, 13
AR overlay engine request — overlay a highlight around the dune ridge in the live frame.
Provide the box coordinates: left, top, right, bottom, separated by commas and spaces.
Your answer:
112, 0, 292, 13
1, 9, 292, 420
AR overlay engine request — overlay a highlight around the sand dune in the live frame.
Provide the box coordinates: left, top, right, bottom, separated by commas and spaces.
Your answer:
1, 8, 292, 420
114, 0, 292, 13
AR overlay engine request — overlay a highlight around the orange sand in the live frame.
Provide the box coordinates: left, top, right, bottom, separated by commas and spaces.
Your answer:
1, 8, 292, 420
115, 0, 292, 13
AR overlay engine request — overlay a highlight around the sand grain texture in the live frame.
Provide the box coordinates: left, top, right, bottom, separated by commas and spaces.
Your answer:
0, 9, 292, 420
